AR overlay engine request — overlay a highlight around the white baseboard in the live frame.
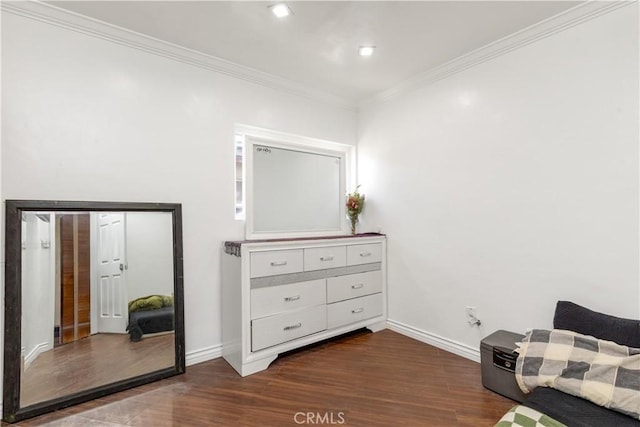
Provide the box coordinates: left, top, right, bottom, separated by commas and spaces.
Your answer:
185, 344, 223, 367
24, 342, 53, 370
387, 319, 481, 363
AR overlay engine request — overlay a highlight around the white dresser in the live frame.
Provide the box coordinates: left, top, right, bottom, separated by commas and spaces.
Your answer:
222, 234, 386, 376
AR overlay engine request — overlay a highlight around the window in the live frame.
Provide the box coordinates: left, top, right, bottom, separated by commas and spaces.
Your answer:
234, 134, 245, 220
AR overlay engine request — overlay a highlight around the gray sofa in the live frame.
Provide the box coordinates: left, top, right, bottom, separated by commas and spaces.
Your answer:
513, 301, 640, 427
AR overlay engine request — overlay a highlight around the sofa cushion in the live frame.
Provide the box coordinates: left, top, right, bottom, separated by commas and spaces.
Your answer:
523, 387, 640, 427
553, 301, 640, 348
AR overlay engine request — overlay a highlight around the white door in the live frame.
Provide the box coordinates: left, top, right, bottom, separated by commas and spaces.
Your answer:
96, 213, 128, 333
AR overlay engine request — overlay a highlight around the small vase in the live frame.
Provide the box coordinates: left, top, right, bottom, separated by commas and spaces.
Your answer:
350, 217, 357, 235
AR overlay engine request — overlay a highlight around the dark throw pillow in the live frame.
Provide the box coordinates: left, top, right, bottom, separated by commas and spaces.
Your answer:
553, 301, 640, 348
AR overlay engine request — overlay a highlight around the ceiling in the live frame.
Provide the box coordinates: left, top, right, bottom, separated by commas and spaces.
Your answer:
47, 1, 582, 103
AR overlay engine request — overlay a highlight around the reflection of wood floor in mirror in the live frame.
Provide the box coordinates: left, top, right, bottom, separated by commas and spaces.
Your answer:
21, 333, 175, 407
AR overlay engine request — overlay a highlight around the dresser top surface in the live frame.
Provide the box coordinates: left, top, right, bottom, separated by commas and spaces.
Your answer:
224, 232, 385, 246
224, 233, 385, 257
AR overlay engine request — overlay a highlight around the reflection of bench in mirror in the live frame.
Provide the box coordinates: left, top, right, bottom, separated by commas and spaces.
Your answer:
126, 294, 175, 342
127, 308, 175, 342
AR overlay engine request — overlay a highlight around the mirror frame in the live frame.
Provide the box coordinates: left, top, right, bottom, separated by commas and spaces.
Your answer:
3, 200, 185, 423
240, 125, 354, 240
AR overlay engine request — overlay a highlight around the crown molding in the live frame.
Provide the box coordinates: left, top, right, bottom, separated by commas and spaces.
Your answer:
359, 0, 635, 108
1, 0, 356, 111
3, 1, 633, 112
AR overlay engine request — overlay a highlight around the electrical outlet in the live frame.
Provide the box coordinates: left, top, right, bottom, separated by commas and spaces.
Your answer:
466, 306, 481, 327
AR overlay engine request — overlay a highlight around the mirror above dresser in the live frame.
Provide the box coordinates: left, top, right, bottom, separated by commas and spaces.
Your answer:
238, 125, 354, 240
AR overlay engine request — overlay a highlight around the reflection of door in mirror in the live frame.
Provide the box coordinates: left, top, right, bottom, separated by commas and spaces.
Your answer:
95, 213, 128, 334
19, 211, 175, 408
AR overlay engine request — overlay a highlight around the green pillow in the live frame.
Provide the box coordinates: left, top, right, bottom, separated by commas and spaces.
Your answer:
128, 295, 166, 312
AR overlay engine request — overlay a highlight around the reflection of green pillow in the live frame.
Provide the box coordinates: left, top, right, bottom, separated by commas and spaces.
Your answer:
128, 295, 173, 313
162, 295, 173, 307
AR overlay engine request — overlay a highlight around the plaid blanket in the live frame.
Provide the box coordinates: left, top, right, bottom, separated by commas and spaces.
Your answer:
515, 329, 640, 420
495, 405, 567, 427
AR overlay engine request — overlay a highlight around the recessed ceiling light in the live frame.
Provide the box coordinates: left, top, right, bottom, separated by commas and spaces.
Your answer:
270, 3, 292, 18
359, 46, 375, 57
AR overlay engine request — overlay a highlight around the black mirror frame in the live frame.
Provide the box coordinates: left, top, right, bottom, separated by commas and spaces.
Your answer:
2, 200, 185, 423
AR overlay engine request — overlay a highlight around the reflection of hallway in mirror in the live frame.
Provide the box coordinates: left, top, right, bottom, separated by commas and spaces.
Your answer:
58, 214, 91, 345
21, 333, 175, 407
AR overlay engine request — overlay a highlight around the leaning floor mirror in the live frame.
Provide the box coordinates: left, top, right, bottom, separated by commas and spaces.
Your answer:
3, 200, 185, 423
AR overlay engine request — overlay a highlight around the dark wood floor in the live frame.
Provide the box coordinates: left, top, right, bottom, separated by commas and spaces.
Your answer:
8, 330, 515, 426
21, 333, 175, 407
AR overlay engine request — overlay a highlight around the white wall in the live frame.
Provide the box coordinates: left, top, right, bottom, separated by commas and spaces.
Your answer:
1, 10, 357, 365
358, 4, 639, 355
125, 212, 174, 300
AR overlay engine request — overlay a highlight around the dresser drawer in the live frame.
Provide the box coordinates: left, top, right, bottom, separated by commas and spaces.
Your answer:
347, 243, 382, 266
251, 279, 326, 320
327, 293, 383, 329
327, 271, 382, 303
304, 246, 347, 271
250, 249, 303, 278
251, 305, 327, 351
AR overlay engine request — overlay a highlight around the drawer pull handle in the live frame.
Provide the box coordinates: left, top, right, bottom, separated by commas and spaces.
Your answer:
359, 252, 372, 257
270, 261, 287, 267
284, 295, 301, 302
351, 283, 364, 289
352, 308, 364, 314
320, 256, 334, 262
283, 323, 302, 331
